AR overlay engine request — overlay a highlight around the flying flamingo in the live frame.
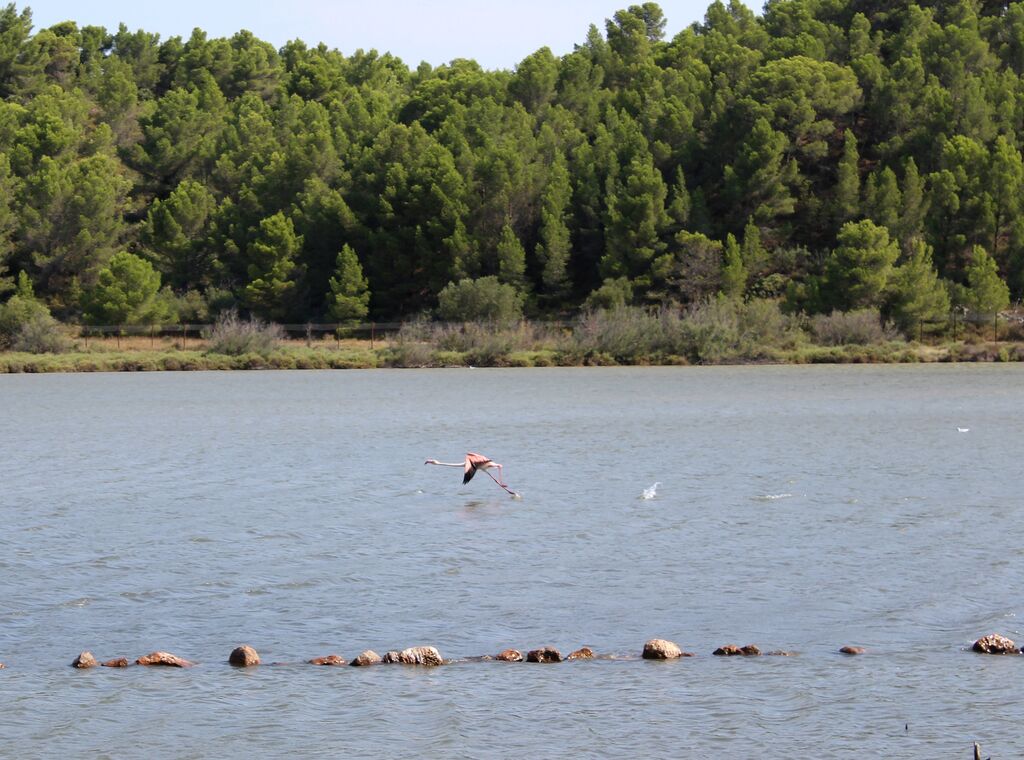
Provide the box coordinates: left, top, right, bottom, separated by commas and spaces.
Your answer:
424, 452, 516, 495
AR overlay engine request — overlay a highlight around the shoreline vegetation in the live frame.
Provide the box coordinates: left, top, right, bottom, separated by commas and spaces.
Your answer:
1, 304, 1022, 373
2, 2, 1024, 365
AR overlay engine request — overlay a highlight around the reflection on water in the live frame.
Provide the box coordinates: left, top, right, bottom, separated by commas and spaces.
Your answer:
1, 365, 1023, 757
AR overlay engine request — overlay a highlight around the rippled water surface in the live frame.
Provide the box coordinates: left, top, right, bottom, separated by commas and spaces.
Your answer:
2, 365, 1024, 758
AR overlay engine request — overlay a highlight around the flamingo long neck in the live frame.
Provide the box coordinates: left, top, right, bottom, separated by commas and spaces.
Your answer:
429, 460, 464, 468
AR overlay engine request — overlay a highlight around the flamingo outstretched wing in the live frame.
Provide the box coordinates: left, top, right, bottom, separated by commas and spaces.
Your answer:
463, 452, 491, 484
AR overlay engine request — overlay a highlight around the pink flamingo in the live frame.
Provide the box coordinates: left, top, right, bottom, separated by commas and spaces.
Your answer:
424, 452, 515, 494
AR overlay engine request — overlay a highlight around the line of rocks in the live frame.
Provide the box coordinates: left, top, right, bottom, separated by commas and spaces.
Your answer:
2, 634, 1016, 672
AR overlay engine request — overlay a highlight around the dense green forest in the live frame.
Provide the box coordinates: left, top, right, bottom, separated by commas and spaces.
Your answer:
0, 0, 1022, 332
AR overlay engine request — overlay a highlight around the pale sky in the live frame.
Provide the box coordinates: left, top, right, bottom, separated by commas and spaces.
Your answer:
23, 0, 760, 70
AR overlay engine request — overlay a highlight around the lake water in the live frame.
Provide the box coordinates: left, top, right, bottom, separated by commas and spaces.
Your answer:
2, 365, 1023, 758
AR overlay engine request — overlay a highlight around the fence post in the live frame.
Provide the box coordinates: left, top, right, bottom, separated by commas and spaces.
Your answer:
150, 324, 155, 349
994, 314, 998, 343
371, 322, 375, 349
306, 323, 312, 347
116, 328, 121, 350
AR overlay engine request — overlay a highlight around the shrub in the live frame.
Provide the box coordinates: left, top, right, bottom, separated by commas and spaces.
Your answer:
203, 311, 284, 356
672, 298, 742, 363
810, 309, 898, 346
584, 277, 634, 310
12, 310, 71, 353
0, 294, 53, 349
437, 276, 524, 323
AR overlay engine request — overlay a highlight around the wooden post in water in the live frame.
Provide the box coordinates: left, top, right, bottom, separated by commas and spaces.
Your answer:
974, 741, 981, 760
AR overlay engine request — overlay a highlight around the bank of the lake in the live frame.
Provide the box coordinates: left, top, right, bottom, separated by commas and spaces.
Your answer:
0, 338, 1022, 372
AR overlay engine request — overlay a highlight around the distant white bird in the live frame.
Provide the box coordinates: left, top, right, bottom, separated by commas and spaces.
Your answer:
957, 427, 970, 433
642, 482, 661, 500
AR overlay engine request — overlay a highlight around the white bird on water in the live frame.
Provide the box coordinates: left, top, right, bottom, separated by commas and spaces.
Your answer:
642, 482, 661, 500
957, 427, 970, 433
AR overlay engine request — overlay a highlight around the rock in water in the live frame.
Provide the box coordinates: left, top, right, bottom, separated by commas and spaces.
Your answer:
567, 647, 594, 660
229, 645, 260, 667
349, 650, 381, 667
495, 649, 523, 662
397, 646, 444, 666
839, 646, 866, 655
136, 651, 195, 668
309, 655, 347, 666
973, 634, 1018, 654
642, 639, 682, 660
713, 644, 743, 656
72, 651, 98, 669
526, 647, 562, 663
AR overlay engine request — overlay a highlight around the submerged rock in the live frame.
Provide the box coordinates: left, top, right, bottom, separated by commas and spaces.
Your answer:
740, 645, 761, 656
567, 647, 594, 660
839, 646, 866, 655
72, 651, 98, 669
973, 634, 1019, 654
229, 645, 260, 667
526, 647, 562, 663
349, 650, 381, 667
713, 645, 743, 656
309, 655, 346, 666
642, 639, 682, 660
495, 649, 523, 662
102, 657, 129, 668
136, 651, 194, 668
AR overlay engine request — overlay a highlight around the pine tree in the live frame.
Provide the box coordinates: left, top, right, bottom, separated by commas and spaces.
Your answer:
0, 155, 14, 295
143, 179, 217, 290
835, 129, 860, 223
824, 220, 900, 311
884, 240, 950, 335
989, 136, 1023, 266
720, 233, 747, 299
964, 245, 1010, 317
326, 244, 369, 324
535, 152, 572, 300
243, 212, 303, 320
496, 220, 527, 292
866, 166, 901, 234
82, 252, 165, 325
896, 158, 927, 248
